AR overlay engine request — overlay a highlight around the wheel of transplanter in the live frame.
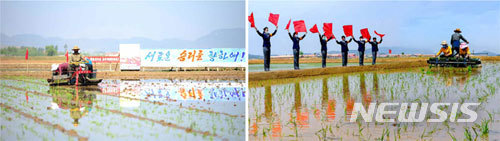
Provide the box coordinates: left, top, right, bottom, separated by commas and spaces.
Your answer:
78, 73, 85, 86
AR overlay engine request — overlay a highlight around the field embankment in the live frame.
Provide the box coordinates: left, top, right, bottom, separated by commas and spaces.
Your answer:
249, 56, 500, 81
248, 56, 500, 64
0, 56, 244, 80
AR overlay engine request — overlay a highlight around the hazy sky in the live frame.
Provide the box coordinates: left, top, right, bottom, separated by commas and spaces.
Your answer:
248, 1, 500, 55
1, 1, 244, 41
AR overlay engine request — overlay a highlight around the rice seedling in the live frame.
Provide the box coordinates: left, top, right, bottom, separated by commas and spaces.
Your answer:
356, 119, 365, 137
447, 130, 457, 141
315, 125, 328, 141
376, 127, 390, 141
474, 119, 490, 137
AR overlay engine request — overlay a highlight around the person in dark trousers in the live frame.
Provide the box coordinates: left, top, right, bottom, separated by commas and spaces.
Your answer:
318, 33, 333, 68
369, 37, 383, 65
450, 28, 469, 57
336, 36, 352, 67
254, 26, 277, 71
288, 30, 306, 70
352, 36, 367, 66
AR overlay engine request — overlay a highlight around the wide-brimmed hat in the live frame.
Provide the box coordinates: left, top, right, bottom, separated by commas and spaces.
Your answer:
441, 41, 447, 45
72, 46, 80, 50
454, 28, 461, 33
460, 43, 468, 49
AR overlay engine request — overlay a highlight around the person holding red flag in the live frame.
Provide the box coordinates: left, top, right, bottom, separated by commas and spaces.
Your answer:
352, 36, 367, 66
336, 36, 353, 67
369, 36, 383, 65
287, 29, 307, 70
253, 25, 277, 71
317, 32, 333, 68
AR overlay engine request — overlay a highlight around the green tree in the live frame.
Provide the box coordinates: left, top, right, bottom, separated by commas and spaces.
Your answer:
0, 46, 46, 56
45, 45, 57, 56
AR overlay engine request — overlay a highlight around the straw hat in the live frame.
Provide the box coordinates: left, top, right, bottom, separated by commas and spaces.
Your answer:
441, 41, 447, 45
72, 46, 80, 50
454, 28, 461, 33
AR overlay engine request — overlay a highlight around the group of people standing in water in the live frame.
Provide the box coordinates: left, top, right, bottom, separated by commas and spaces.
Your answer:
253, 26, 383, 71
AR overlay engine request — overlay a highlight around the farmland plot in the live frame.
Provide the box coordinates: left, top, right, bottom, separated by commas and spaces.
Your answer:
249, 62, 500, 140
0, 78, 245, 140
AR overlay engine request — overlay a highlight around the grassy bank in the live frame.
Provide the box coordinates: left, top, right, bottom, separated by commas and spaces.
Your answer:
248, 56, 500, 64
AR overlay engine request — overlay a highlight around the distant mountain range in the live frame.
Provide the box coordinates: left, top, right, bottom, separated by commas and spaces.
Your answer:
0, 28, 244, 53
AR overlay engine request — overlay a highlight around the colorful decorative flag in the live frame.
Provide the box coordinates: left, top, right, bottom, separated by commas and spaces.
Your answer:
25, 48, 28, 60
309, 24, 319, 33
248, 12, 255, 28
268, 13, 280, 26
360, 28, 371, 40
285, 19, 291, 30
389, 49, 392, 54
65, 51, 69, 62
343, 25, 353, 37
374, 30, 385, 38
323, 23, 334, 39
293, 20, 307, 33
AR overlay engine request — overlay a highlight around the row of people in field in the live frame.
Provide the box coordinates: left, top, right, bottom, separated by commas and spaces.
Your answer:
253, 25, 383, 71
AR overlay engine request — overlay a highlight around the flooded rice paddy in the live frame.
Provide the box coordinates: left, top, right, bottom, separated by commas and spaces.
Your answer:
249, 62, 500, 140
1, 77, 245, 140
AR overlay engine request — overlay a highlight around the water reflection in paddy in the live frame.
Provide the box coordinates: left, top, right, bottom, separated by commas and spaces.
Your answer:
249, 63, 500, 140
1, 78, 245, 140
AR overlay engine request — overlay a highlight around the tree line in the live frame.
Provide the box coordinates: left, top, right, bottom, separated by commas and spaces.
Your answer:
0, 45, 64, 56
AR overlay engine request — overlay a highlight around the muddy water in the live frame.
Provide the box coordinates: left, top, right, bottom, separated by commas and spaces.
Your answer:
0, 78, 245, 140
249, 62, 500, 140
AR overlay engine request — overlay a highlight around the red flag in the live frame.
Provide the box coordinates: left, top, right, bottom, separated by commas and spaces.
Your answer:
293, 20, 307, 33
322, 23, 335, 39
65, 51, 69, 63
343, 25, 353, 37
389, 49, 392, 54
25, 48, 28, 60
285, 19, 291, 30
25, 91, 29, 103
268, 13, 279, 26
360, 28, 371, 40
322, 23, 334, 38
309, 24, 319, 33
374, 30, 385, 38
325, 32, 336, 39
248, 12, 255, 28
323, 23, 332, 34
